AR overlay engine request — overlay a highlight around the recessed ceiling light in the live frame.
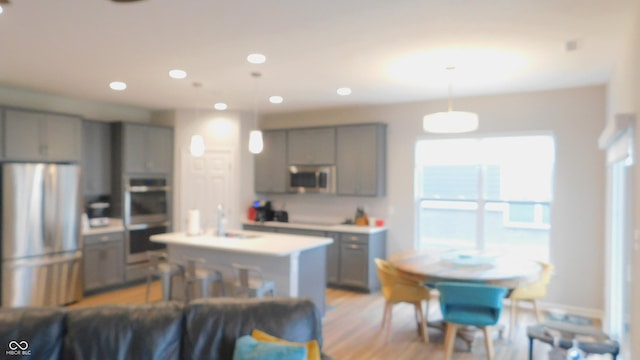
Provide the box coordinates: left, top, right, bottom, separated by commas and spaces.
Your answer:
109, 81, 127, 91
269, 96, 283, 104
247, 53, 266, 64
169, 69, 187, 79
214, 102, 228, 110
337, 87, 352, 96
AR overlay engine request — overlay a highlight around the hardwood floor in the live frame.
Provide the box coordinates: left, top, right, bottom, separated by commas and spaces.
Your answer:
69, 283, 558, 360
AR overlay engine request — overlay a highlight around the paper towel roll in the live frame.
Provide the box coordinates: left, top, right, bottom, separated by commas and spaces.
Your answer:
187, 209, 200, 236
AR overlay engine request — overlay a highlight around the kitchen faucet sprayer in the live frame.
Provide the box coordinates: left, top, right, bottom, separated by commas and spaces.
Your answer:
217, 204, 225, 237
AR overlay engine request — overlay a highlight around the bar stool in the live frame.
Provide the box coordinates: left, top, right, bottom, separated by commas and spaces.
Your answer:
232, 263, 276, 298
145, 250, 184, 302
183, 257, 226, 303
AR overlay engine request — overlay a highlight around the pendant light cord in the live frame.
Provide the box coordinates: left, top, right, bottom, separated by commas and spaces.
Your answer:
251, 72, 261, 124
446, 66, 455, 112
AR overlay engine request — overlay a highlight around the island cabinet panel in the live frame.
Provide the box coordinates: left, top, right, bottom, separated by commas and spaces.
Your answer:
254, 130, 288, 193
82, 120, 112, 197
151, 231, 331, 316
336, 123, 386, 197
83, 232, 125, 293
242, 223, 386, 292
5, 109, 82, 162
287, 127, 336, 165
120, 123, 173, 174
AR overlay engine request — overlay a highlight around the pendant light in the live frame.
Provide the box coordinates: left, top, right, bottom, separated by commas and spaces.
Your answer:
190, 134, 205, 156
248, 72, 264, 154
423, 66, 478, 134
190, 81, 205, 157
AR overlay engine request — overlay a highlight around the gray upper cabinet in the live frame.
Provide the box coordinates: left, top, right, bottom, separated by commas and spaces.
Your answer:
121, 123, 173, 174
82, 121, 112, 197
0, 110, 3, 159
287, 127, 336, 165
255, 130, 288, 193
5, 109, 82, 163
336, 123, 386, 197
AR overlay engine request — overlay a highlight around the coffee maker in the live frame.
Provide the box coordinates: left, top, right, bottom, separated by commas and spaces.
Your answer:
253, 200, 274, 222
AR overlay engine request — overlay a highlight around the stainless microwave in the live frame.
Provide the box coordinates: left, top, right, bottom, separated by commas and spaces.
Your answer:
288, 165, 336, 194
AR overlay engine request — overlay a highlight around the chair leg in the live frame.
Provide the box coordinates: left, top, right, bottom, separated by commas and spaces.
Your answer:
385, 302, 393, 343
381, 300, 390, 330
201, 279, 211, 299
425, 299, 430, 321
532, 299, 543, 322
184, 281, 191, 304
483, 326, 494, 360
145, 274, 152, 303
161, 273, 172, 301
415, 302, 429, 343
443, 323, 458, 360
509, 299, 518, 339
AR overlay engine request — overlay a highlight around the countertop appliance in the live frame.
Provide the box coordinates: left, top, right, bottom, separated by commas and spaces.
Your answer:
287, 165, 336, 194
1, 163, 82, 307
87, 201, 111, 228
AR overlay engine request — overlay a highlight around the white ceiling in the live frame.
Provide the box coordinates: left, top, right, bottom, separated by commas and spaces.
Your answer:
0, 0, 635, 114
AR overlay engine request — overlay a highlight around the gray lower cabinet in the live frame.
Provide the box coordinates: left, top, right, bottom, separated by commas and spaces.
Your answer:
83, 232, 125, 292
243, 223, 386, 292
326, 232, 340, 285
339, 242, 369, 288
255, 130, 288, 193
5, 109, 82, 162
337, 232, 385, 292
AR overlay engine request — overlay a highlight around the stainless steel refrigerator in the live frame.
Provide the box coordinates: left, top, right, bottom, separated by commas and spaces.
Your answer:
1, 163, 82, 307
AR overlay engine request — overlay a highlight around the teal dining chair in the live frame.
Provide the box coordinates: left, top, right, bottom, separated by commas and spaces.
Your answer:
435, 282, 508, 360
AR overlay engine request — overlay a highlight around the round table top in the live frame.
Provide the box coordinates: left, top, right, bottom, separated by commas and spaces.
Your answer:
389, 249, 543, 289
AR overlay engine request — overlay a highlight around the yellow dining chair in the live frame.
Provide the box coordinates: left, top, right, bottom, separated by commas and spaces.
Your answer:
508, 261, 554, 337
374, 258, 434, 343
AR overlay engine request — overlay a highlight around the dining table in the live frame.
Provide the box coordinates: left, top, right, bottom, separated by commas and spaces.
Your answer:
389, 248, 544, 350
389, 248, 543, 289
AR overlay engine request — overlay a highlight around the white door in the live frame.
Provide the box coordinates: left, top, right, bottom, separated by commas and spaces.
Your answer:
180, 150, 232, 233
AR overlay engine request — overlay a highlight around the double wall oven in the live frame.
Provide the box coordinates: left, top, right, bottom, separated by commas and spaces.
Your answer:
124, 177, 170, 265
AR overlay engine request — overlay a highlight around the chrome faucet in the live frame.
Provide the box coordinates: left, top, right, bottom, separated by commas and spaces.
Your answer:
216, 204, 225, 237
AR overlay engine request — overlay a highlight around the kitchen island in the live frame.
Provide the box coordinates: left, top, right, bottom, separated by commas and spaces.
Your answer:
150, 230, 332, 314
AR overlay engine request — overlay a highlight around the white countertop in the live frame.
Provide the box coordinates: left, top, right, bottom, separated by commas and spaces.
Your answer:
242, 220, 387, 234
150, 229, 333, 257
82, 218, 125, 236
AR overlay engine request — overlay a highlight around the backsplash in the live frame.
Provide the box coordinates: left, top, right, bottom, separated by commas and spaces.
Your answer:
257, 194, 389, 225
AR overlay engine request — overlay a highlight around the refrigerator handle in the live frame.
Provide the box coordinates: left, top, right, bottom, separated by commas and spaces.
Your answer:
42, 169, 49, 250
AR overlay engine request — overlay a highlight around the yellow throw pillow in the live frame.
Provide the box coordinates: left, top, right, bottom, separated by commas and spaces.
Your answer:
251, 329, 321, 360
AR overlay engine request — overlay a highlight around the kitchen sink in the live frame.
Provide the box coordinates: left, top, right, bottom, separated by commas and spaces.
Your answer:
220, 232, 259, 239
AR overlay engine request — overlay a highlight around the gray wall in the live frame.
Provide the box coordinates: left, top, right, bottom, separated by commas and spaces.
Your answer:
263, 85, 607, 315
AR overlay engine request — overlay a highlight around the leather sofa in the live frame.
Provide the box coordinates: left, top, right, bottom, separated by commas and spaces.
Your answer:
0, 298, 331, 360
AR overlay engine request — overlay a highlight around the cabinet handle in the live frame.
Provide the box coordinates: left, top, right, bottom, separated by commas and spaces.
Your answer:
349, 244, 359, 249
350, 236, 358, 241
100, 235, 110, 242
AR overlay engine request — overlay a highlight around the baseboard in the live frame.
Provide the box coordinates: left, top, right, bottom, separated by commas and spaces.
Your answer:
506, 299, 604, 320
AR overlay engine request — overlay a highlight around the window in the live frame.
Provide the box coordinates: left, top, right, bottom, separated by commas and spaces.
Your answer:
416, 136, 555, 260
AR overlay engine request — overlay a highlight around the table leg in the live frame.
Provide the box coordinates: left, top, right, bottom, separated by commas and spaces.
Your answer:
528, 336, 534, 360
